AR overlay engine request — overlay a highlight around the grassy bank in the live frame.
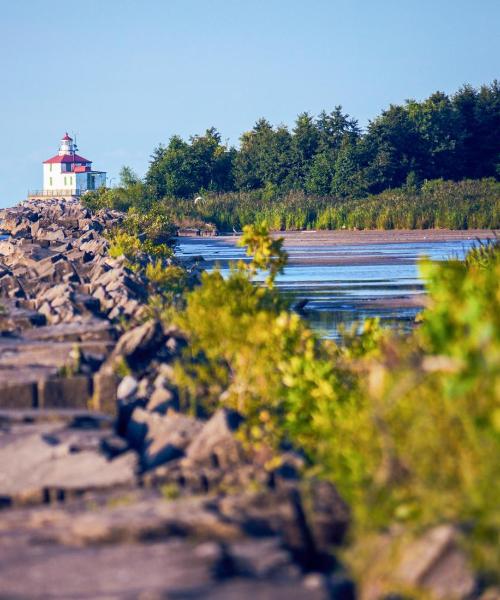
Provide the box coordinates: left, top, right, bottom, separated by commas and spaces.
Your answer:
85, 178, 500, 233
161, 178, 500, 232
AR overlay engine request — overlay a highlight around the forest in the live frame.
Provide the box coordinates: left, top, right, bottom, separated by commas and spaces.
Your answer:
86, 81, 500, 231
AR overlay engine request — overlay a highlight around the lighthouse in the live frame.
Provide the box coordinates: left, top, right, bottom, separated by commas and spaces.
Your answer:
30, 133, 106, 199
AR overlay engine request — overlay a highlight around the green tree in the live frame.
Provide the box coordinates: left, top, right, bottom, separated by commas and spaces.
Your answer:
146, 129, 233, 199
234, 119, 293, 191
406, 92, 460, 179
119, 165, 141, 187
330, 139, 367, 198
364, 104, 424, 192
316, 106, 361, 155
306, 152, 333, 195
289, 112, 320, 188
452, 81, 500, 179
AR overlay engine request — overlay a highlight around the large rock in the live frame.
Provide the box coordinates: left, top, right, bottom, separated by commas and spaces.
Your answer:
0, 531, 334, 600
37, 376, 92, 409
185, 408, 245, 470
305, 479, 350, 548
355, 524, 476, 600
0, 428, 137, 505
126, 408, 203, 470
394, 525, 476, 599
107, 319, 166, 370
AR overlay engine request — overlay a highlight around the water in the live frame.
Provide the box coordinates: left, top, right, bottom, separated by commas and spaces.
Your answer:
0, 229, 480, 340
177, 234, 481, 339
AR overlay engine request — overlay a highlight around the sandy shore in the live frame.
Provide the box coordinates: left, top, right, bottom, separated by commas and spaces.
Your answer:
217, 228, 498, 246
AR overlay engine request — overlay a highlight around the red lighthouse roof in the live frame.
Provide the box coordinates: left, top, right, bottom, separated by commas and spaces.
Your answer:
62, 132, 72, 141
43, 154, 91, 164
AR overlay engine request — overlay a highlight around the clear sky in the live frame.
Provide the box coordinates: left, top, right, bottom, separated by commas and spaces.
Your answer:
1, 0, 498, 207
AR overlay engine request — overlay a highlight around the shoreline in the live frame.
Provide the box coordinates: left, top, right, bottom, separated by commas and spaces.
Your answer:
179, 228, 495, 268
210, 228, 498, 246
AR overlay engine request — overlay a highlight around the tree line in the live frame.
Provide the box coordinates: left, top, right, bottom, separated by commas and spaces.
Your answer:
145, 81, 500, 200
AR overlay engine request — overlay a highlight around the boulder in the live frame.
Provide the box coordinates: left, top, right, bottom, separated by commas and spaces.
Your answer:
0, 430, 137, 505
126, 408, 203, 470
147, 385, 176, 413
108, 320, 166, 370
305, 479, 350, 548
37, 376, 92, 409
185, 408, 245, 470
357, 524, 476, 600
116, 375, 138, 401
394, 525, 475, 599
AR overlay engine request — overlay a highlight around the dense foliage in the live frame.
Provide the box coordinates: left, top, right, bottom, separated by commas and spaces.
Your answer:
107, 206, 176, 266
98, 202, 500, 583
166, 227, 499, 579
83, 81, 500, 232
145, 82, 500, 198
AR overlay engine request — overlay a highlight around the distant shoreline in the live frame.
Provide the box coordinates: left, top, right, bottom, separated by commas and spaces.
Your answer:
212, 228, 498, 246
179, 229, 497, 267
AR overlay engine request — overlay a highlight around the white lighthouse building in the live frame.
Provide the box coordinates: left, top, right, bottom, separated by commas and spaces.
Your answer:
30, 133, 106, 199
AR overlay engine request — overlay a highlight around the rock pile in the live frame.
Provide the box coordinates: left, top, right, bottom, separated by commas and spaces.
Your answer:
0, 198, 147, 324
0, 199, 354, 599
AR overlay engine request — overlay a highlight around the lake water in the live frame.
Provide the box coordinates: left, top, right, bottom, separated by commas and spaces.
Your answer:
177, 233, 482, 340
0, 230, 483, 340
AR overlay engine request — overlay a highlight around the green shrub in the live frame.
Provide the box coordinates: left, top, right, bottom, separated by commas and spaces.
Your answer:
168, 227, 500, 578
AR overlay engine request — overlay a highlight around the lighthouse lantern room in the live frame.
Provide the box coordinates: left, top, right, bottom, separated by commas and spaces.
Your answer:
30, 133, 106, 199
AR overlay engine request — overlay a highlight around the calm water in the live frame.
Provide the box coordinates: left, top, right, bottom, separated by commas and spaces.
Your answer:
177, 235, 480, 339
0, 231, 480, 340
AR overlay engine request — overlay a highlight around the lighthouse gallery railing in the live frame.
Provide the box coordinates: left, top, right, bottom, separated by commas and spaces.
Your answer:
27, 189, 87, 197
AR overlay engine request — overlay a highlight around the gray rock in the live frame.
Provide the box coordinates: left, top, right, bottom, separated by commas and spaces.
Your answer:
126, 408, 203, 470
0, 430, 136, 504
185, 408, 245, 470
38, 376, 92, 409
117, 375, 138, 401
147, 386, 175, 413
229, 538, 293, 578
109, 319, 165, 369
394, 524, 475, 599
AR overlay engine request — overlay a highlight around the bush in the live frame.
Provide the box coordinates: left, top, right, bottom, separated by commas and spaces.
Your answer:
168, 228, 500, 578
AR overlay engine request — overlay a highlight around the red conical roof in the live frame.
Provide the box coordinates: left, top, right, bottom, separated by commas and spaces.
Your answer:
62, 132, 72, 141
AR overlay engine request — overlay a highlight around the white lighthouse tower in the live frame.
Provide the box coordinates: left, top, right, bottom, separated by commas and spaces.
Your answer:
30, 133, 106, 199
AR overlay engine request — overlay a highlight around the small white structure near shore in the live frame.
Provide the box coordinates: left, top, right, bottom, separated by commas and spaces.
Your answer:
29, 133, 106, 199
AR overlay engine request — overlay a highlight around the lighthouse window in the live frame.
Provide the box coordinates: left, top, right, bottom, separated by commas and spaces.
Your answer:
49, 177, 53, 186
49, 164, 52, 172
64, 176, 67, 185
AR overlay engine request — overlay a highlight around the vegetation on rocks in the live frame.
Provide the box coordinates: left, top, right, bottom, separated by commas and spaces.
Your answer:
93, 203, 500, 582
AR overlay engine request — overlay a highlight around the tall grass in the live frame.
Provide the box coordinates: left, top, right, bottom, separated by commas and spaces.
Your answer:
158, 178, 499, 232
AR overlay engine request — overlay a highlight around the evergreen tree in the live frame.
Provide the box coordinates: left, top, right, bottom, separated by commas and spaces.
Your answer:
330, 140, 367, 198
289, 112, 320, 187
306, 152, 333, 195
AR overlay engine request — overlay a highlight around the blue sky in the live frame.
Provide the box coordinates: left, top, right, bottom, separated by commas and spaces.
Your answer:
1, 0, 498, 207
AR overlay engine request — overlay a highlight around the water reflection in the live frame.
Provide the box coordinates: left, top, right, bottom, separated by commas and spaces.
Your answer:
177, 236, 480, 340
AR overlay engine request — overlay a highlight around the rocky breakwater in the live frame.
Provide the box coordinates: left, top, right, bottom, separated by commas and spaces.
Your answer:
0, 200, 483, 599
0, 198, 142, 408
0, 199, 354, 599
